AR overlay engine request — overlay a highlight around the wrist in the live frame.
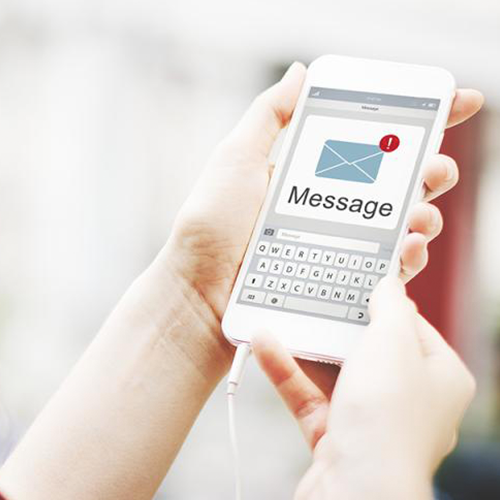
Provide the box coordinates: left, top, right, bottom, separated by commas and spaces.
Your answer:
109, 239, 234, 382
310, 438, 433, 500
307, 458, 433, 500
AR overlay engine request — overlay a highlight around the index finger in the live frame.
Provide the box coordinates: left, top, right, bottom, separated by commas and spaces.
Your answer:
447, 89, 484, 128
252, 331, 330, 450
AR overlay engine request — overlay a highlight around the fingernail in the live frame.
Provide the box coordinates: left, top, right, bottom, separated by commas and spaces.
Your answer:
429, 206, 440, 230
281, 61, 302, 81
251, 329, 274, 344
445, 160, 455, 182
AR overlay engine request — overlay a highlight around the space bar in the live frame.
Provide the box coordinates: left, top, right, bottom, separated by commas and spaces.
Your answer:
284, 297, 348, 318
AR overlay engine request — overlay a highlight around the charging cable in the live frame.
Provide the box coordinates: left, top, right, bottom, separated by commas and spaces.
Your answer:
227, 343, 251, 500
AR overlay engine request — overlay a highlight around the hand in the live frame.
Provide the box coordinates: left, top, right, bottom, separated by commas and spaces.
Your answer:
252, 277, 476, 500
168, 62, 483, 328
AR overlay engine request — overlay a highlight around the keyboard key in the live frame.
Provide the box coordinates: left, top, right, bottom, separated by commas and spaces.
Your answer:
364, 274, 379, 290
270, 260, 284, 275
308, 249, 323, 264
361, 292, 371, 306
265, 293, 285, 307
321, 251, 336, 266
282, 245, 296, 260
269, 243, 283, 257
323, 268, 337, 283
278, 278, 291, 293
245, 274, 263, 288
296, 264, 310, 279
335, 253, 349, 268
345, 289, 360, 304
291, 280, 305, 295
257, 258, 270, 272
310, 266, 324, 281
350, 272, 364, 288
304, 282, 318, 298
362, 257, 376, 272
284, 296, 348, 319
296, 247, 309, 261
256, 241, 269, 256
241, 289, 266, 304
318, 285, 332, 300
376, 259, 390, 274
283, 262, 298, 277
348, 254, 362, 270
336, 270, 351, 285
331, 287, 346, 301
348, 307, 369, 323
264, 276, 277, 291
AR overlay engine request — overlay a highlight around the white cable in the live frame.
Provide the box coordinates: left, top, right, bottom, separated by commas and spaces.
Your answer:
228, 393, 241, 500
227, 343, 251, 500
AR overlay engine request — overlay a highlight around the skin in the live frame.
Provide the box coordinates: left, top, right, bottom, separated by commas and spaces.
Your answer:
252, 278, 476, 500
0, 62, 483, 499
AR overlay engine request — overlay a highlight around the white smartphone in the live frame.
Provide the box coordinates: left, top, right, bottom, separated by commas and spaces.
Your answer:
222, 54, 455, 364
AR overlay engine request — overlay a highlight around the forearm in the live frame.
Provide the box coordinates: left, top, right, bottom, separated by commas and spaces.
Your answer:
0, 244, 233, 500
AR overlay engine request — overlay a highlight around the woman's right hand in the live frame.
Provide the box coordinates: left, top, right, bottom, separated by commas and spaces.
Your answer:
252, 277, 476, 500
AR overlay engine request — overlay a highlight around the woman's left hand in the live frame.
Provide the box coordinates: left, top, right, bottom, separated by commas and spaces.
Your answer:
168, 62, 483, 328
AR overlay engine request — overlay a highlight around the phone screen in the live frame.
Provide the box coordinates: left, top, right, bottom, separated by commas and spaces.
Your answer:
237, 86, 440, 324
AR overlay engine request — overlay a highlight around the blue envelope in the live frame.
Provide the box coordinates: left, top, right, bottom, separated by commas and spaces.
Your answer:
315, 140, 384, 184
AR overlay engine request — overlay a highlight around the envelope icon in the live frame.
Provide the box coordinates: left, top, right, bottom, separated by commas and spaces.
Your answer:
315, 140, 384, 184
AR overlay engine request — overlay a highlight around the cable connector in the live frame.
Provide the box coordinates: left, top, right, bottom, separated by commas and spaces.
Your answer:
227, 343, 251, 396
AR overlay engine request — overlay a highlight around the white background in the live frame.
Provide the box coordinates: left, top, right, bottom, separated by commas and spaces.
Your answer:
276, 115, 425, 230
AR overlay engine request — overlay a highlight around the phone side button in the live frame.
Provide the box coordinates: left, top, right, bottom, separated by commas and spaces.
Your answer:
241, 289, 266, 304
284, 297, 348, 318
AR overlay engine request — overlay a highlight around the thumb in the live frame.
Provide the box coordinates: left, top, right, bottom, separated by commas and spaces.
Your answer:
226, 62, 306, 159
352, 276, 420, 368
368, 276, 417, 333
415, 314, 457, 359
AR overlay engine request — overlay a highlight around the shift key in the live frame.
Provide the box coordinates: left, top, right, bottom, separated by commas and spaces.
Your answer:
284, 296, 348, 318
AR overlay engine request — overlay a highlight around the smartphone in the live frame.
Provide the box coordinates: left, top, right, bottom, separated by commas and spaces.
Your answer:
222, 55, 455, 364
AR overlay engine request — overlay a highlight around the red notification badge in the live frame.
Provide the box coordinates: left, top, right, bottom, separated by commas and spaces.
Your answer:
379, 134, 400, 152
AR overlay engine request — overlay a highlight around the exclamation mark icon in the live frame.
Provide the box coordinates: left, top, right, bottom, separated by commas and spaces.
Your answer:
379, 134, 400, 152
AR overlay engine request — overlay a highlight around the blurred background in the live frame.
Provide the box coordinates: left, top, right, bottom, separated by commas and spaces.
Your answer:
0, 0, 499, 498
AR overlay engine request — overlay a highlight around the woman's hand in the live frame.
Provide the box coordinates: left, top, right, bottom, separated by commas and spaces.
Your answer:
252, 277, 476, 500
167, 61, 483, 330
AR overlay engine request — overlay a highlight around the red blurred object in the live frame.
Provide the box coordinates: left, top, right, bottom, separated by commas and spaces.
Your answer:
407, 114, 483, 348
